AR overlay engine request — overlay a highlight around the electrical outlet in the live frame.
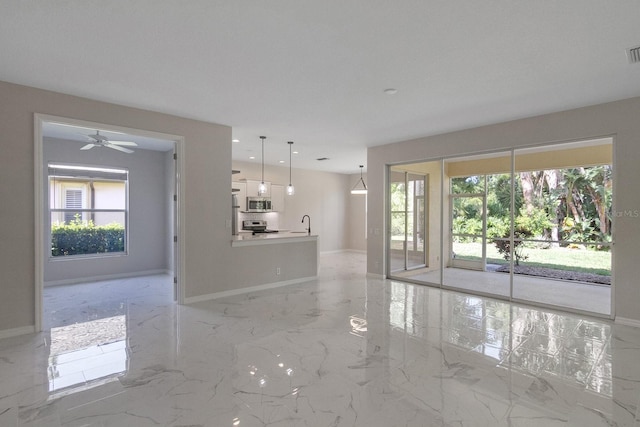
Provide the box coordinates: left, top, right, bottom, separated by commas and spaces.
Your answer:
276, 267, 281, 275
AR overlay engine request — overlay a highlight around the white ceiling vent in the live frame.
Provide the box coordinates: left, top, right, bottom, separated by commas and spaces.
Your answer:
627, 46, 640, 64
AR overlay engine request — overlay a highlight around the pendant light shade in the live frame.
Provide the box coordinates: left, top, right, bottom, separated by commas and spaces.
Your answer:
351, 165, 368, 195
258, 136, 267, 194
286, 141, 295, 195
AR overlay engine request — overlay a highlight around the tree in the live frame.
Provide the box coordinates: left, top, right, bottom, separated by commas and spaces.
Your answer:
543, 169, 561, 246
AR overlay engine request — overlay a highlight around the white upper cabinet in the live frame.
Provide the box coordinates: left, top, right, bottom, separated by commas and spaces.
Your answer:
270, 184, 285, 212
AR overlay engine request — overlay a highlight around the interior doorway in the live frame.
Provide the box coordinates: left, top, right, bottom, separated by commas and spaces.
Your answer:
34, 114, 185, 332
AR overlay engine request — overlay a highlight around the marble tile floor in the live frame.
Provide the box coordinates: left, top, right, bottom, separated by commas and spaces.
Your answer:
1, 252, 639, 426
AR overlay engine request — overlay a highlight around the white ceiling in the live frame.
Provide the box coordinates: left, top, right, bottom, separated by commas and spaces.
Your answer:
3, 1, 640, 174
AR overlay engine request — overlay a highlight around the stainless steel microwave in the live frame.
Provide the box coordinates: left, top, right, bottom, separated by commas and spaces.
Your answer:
246, 197, 272, 212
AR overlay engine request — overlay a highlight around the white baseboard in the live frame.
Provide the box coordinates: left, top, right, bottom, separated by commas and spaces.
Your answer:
366, 272, 385, 279
320, 249, 367, 255
0, 325, 35, 340
184, 276, 317, 304
44, 269, 168, 287
320, 249, 347, 255
615, 316, 640, 328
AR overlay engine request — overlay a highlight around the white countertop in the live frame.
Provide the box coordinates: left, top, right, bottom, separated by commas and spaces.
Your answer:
231, 231, 318, 247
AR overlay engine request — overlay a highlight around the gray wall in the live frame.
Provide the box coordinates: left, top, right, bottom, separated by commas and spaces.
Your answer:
368, 96, 640, 323
43, 138, 171, 284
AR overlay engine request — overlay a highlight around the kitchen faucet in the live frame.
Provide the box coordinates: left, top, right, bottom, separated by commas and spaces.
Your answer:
301, 215, 311, 235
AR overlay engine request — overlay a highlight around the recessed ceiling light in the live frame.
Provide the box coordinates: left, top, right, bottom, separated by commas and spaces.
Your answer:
279, 160, 285, 163
249, 156, 255, 160
384, 88, 398, 95
232, 139, 240, 143
293, 151, 299, 154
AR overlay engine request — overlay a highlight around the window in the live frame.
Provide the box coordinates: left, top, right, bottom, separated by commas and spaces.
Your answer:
63, 188, 85, 223
49, 164, 128, 257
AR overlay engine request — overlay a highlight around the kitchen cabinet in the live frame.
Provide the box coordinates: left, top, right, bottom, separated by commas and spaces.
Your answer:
232, 181, 247, 212
243, 179, 271, 197
271, 184, 285, 212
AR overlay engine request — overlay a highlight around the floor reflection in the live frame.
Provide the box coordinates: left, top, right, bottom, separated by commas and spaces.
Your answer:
387, 280, 612, 397
48, 315, 128, 397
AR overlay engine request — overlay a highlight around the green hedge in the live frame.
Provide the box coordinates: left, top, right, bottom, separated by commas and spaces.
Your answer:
51, 220, 125, 256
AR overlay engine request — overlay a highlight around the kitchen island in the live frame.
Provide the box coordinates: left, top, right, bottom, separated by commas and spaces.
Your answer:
231, 231, 317, 247
176, 231, 320, 304
184, 232, 318, 304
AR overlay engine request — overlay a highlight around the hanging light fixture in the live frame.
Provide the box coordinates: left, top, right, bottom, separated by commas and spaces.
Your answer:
258, 136, 267, 194
286, 141, 295, 195
351, 165, 368, 195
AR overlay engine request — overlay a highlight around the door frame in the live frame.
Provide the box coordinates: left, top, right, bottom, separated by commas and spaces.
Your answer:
34, 113, 186, 332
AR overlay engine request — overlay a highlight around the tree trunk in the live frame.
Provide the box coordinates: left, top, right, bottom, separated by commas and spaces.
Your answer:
520, 172, 535, 215
586, 186, 608, 235
544, 170, 560, 247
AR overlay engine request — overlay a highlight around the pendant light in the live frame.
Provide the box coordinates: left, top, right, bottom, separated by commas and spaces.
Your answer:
258, 136, 267, 194
351, 165, 368, 195
286, 141, 295, 195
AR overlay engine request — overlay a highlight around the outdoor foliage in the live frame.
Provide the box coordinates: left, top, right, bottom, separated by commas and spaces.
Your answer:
51, 217, 125, 256
493, 227, 533, 266
452, 166, 612, 253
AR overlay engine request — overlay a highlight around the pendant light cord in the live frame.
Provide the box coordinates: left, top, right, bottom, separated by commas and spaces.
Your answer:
289, 142, 292, 186
261, 136, 265, 184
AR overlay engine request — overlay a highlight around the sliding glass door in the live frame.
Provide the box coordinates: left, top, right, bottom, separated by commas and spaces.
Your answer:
386, 140, 612, 317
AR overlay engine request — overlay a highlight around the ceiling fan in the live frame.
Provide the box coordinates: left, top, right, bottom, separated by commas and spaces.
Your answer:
80, 130, 138, 153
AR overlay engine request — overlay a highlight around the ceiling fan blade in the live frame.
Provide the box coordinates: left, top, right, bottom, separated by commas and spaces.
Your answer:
80, 143, 96, 150
108, 140, 138, 147
105, 143, 134, 154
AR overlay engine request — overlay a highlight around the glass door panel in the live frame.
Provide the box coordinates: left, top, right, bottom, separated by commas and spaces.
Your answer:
512, 142, 612, 315
443, 154, 512, 298
388, 167, 427, 274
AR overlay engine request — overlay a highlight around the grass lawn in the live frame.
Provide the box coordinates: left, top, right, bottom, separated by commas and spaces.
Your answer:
452, 242, 611, 276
